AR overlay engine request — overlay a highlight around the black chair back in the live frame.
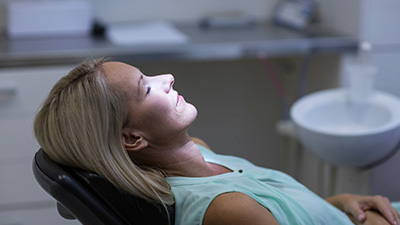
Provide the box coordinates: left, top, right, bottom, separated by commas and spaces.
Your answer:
32, 148, 174, 225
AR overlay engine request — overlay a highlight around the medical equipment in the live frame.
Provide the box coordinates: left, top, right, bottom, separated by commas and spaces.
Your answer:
273, 0, 317, 31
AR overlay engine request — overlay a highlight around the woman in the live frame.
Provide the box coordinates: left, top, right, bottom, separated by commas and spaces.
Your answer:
34, 58, 400, 225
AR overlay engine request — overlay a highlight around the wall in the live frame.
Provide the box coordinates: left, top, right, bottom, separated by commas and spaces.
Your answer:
361, 0, 400, 201
315, 0, 361, 37
317, 0, 400, 201
0, 0, 278, 33
86, 0, 278, 24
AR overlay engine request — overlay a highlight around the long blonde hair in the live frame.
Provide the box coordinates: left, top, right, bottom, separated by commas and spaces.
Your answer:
33, 58, 174, 206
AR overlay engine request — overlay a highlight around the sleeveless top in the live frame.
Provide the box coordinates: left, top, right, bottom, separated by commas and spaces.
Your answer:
166, 145, 354, 225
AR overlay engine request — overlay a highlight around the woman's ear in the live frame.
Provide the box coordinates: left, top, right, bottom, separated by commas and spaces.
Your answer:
122, 130, 148, 152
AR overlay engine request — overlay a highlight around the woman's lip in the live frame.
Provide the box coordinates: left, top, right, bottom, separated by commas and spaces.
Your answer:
177, 94, 184, 106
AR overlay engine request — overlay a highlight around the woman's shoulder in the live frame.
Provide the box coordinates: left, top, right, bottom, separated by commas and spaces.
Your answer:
203, 192, 279, 225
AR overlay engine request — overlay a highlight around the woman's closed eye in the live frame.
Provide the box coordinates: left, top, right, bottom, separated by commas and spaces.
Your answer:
145, 86, 151, 96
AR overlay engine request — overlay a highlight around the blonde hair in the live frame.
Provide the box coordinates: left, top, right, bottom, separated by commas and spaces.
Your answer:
33, 58, 174, 207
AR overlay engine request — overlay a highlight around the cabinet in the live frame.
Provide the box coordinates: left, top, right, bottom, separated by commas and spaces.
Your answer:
0, 65, 80, 224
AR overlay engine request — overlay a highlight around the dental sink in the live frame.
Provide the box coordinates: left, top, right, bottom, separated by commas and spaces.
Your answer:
290, 88, 400, 167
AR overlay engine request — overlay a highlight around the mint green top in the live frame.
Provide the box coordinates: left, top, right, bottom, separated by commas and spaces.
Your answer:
166, 145, 354, 225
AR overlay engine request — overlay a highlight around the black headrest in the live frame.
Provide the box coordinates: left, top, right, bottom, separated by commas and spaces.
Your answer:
33, 149, 174, 225
72, 167, 175, 225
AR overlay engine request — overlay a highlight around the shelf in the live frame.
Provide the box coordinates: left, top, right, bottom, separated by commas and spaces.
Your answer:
0, 23, 358, 67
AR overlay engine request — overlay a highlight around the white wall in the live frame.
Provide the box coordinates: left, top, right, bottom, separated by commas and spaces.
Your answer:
0, 0, 279, 33
322, 0, 400, 200
314, 0, 361, 36
87, 0, 278, 23
361, 0, 400, 201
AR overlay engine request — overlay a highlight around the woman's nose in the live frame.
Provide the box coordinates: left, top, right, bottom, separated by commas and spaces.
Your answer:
157, 74, 174, 93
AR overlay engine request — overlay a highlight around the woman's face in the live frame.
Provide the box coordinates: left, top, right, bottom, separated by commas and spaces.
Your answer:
103, 62, 197, 143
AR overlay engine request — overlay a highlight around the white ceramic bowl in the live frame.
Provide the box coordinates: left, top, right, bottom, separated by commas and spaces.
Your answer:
291, 88, 400, 167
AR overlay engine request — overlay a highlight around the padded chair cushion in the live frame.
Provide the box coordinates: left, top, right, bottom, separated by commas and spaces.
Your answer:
72, 168, 174, 224
33, 149, 174, 225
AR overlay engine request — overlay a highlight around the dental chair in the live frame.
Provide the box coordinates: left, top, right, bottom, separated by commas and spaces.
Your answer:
32, 148, 175, 225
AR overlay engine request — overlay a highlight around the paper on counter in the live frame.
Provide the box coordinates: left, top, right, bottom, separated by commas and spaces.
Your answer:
107, 21, 189, 46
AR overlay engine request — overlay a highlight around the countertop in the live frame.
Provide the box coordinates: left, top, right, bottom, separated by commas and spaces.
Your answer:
0, 23, 358, 67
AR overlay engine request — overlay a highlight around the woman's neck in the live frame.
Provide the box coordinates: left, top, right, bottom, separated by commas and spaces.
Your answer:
129, 138, 231, 177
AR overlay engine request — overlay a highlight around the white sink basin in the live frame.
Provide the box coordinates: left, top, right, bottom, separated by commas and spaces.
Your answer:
291, 88, 400, 167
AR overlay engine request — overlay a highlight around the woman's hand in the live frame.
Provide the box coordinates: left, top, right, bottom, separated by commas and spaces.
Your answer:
326, 194, 400, 225
351, 210, 393, 225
